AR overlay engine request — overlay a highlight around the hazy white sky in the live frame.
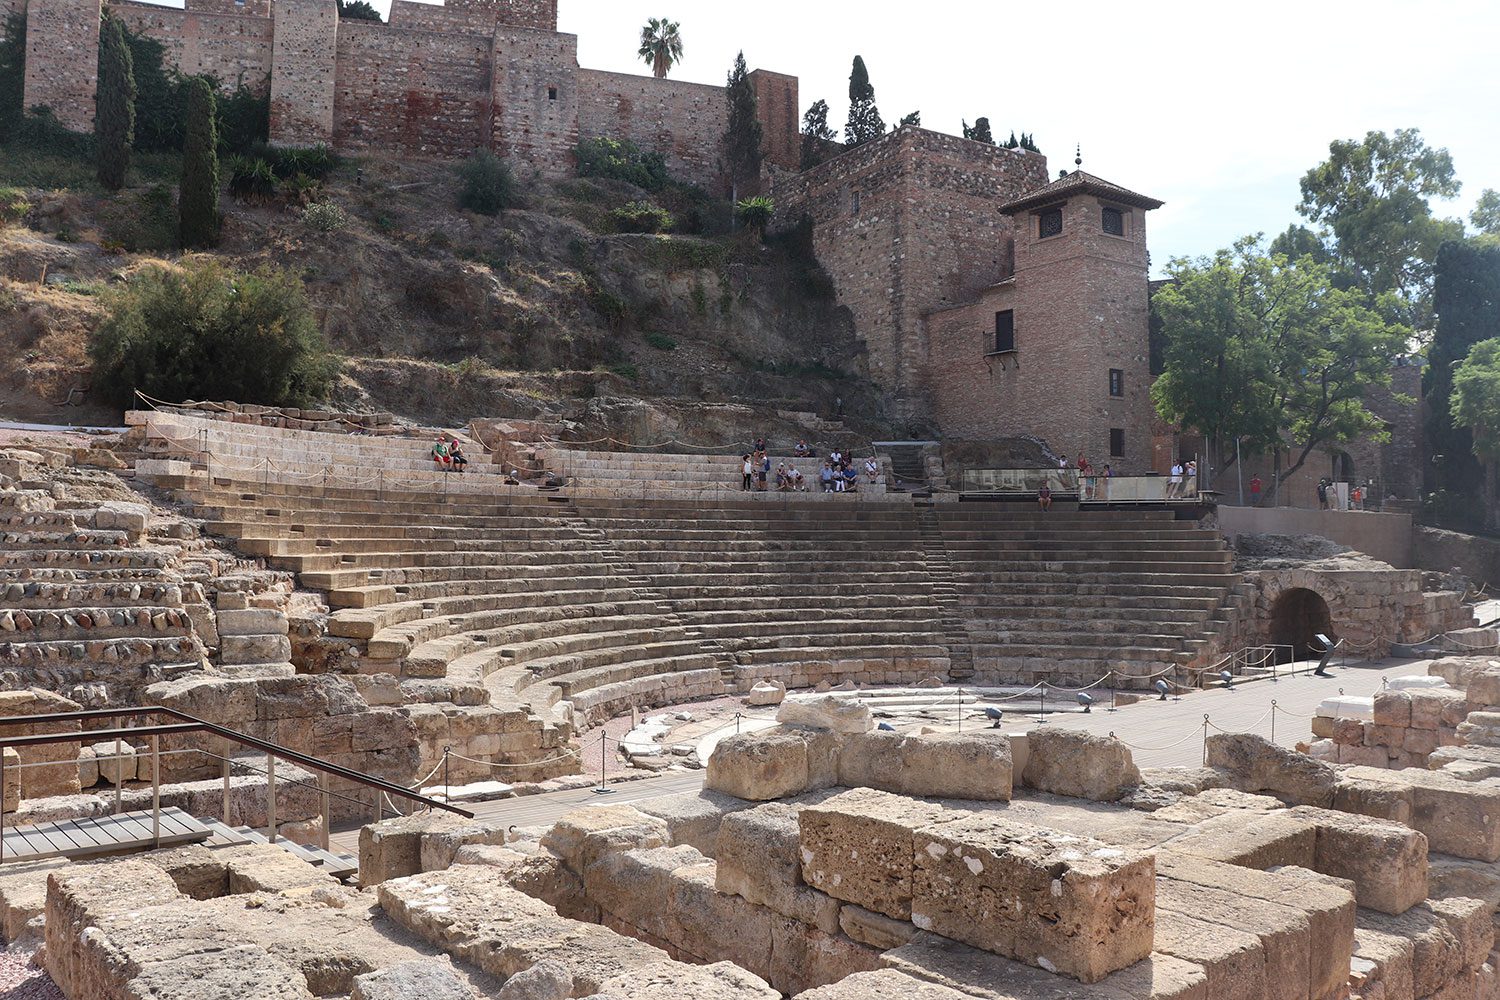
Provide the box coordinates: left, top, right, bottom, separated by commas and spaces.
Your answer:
538, 0, 1500, 274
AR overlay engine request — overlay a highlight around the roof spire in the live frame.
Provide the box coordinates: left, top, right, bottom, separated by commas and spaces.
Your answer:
1075, 144, 1083, 172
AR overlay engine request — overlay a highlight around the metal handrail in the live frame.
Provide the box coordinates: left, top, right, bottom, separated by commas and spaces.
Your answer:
0, 705, 473, 865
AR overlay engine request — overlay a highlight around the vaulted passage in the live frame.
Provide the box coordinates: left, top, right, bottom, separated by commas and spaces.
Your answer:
1269, 587, 1333, 659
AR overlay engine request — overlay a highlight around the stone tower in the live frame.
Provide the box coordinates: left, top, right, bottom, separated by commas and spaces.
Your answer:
269, 0, 337, 148
23, 0, 104, 132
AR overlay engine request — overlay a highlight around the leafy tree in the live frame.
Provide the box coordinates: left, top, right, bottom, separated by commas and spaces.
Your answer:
337, 0, 383, 20
1297, 129, 1464, 329
1426, 239, 1500, 504
1473, 189, 1500, 238
95, 18, 136, 191
799, 99, 837, 170
0, 11, 25, 137
637, 17, 683, 79
722, 51, 762, 203
1004, 131, 1018, 149
1452, 338, 1500, 528
1152, 237, 1410, 493
898, 110, 920, 128
734, 195, 773, 236
89, 260, 338, 409
177, 77, 220, 248
962, 117, 993, 144
455, 149, 515, 215
843, 55, 884, 146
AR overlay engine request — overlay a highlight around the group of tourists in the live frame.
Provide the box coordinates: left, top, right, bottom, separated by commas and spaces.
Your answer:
740, 439, 879, 493
430, 434, 469, 472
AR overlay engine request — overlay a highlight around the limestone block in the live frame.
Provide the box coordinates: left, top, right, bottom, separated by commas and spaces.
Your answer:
595, 960, 779, 1000
745, 681, 785, 707
1203, 733, 1336, 806
1153, 876, 1308, 1000
794, 969, 974, 1000
420, 819, 508, 873
1309, 715, 1334, 739
496, 960, 571, 1000
2, 748, 18, 813
539, 805, 670, 876
89, 740, 138, 785
1332, 717, 1364, 745
358, 811, 473, 887
715, 801, 840, 933
1339, 765, 1500, 862
217, 608, 290, 637
353, 960, 475, 1000
141, 844, 230, 900
798, 788, 961, 920
583, 844, 703, 945
910, 814, 1155, 983
134, 459, 191, 478
1161, 809, 1316, 870
835, 729, 905, 789
839, 903, 917, 951
1404, 726, 1440, 756
1410, 687, 1467, 729
44, 859, 184, 998
506, 852, 600, 924
220, 842, 341, 894
0, 689, 83, 798
881, 932, 1210, 1000
901, 731, 1012, 801
1287, 806, 1428, 914
95, 500, 149, 535
221, 633, 294, 665
1358, 899, 1491, 998
776, 694, 872, 734
1373, 690, 1412, 727
632, 789, 756, 857
705, 727, 840, 801
1429, 656, 1500, 688
1152, 909, 1265, 1000
1022, 726, 1140, 802
76, 746, 98, 789
765, 916, 883, 995
668, 861, 778, 980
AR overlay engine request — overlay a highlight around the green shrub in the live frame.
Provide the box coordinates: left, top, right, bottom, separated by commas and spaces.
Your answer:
608, 362, 639, 380
0, 187, 30, 228
575, 137, 668, 191
273, 144, 336, 180
644, 331, 677, 351
101, 184, 176, 251
585, 280, 629, 330
456, 149, 515, 215
643, 237, 726, 272
609, 200, 673, 234
301, 202, 347, 232
227, 156, 277, 202
282, 171, 322, 206
89, 259, 338, 408
735, 195, 774, 235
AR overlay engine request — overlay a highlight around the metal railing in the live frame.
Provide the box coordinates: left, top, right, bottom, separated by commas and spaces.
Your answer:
0, 705, 473, 864
960, 468, 1199, 502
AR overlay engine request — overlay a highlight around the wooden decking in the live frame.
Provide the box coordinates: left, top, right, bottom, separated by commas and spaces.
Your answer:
0, 807, 210, 862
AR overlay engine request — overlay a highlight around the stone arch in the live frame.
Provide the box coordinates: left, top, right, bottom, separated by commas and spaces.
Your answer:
1268, 587, 1334, 660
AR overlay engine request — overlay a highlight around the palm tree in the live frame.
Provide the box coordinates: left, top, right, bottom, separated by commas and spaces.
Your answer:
638, 18, 683, 79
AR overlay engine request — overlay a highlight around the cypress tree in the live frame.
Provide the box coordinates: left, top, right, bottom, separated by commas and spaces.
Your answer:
95, 18, 137, 191
178, 77, 220, 248
843, 55, 884, 146
0, 11, 28, 136
722, 51, 762, 203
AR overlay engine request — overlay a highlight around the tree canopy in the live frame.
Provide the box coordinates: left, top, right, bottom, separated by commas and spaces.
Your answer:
1152, 237, 1410, 488
1473, 189, 1500, 239
898, 110, 920, 128
337, 0, 383, 20
722, 51, 762, 200
1427, 239, 1500, 501
638, 18, 683, 79
843, 56, 884, 146
1297, 128, 1464, 329
800, 99, 836, 170
962, 117, 993, 144
1454, 338, 1500, 465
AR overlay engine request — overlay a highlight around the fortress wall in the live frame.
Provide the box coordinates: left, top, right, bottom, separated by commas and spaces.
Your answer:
490, 25, 577, 174
748, 68, 799, 171
23, 0, 104, 131
577, 68, 729, 189
110, 2, 273, 91
0, 0, 25, 36
387, 0, 553, 34
332, 21, 492, 157
269, 0, 337, 146
185, 0, 270, 18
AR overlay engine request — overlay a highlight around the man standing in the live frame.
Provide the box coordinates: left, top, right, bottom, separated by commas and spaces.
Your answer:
1249, 474, 1262, 505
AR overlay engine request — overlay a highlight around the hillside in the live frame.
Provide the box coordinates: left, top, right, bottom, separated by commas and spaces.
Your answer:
0, 149, 903, 444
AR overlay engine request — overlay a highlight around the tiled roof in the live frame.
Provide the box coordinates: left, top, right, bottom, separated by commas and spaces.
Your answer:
999, 170, 1164, 214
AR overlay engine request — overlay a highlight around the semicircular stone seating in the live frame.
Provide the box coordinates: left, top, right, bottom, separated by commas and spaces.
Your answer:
140, 412, 1248, 753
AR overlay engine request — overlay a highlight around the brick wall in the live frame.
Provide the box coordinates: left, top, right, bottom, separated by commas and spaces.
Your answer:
446, 0, 554, 30
748, 68, 798, 171
332, 22, 491, 156
577, 68, 729, 189
490, 25, 576, 174
926, 192, 1156, 471
269, 0, 337, 146
23, 0, 104, 131
111, 2, 272, 91
185, 0, 270, 19
774, 127, 1048, 416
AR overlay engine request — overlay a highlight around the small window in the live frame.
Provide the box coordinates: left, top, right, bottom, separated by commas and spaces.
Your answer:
1109, 428, 1125, 458
994, 310, 1015, 353
852, 190, 861, 216
1038, 207, 1063, 239
548, 86, 558, 101
1109, 368, 1124, 397
1102, 206, 1124, 236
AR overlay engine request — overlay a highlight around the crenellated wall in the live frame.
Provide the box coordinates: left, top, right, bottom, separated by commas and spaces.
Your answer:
111, 1, 272, 90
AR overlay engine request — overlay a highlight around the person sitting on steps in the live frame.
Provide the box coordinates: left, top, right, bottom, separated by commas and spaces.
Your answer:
431, 436, 451, 469
448, 436, 468, 473
1038, 483, 1052, 511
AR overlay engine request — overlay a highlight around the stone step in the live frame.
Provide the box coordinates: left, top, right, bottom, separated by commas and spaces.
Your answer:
0, 548, 172, 571
405, 622, 695, 678
0, 528, 134, 550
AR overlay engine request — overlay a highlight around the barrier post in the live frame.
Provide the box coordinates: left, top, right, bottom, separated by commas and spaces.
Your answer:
266, 753, 277, 843
222, 755, 231, 824
1, 744, 6, 864
957, 688, 963, 732
1202, 715, 1210, 766
319, 772, 330, 850
151, 735, 161, 848
594, 736, 614, 795
443, 746, 451, 803
1270, 701, 1277, 745
1108, 672, 1117, 713
1038, 683, 1047, 722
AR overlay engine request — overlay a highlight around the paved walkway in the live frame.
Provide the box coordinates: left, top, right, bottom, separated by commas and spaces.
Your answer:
329, 657, 1430, 853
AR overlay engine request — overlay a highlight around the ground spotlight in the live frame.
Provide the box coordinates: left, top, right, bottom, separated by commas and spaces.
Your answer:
1154, 679, 1170, 701
1076, 692, 1093, 713
1220, 670, 1234, 689
984, 707, 1003, 728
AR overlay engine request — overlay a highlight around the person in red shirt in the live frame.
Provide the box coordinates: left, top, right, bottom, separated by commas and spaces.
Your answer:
1249, 474, 1262, 505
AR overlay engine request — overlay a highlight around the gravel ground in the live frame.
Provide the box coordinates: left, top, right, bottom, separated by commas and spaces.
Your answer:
0, 948, 63, 1000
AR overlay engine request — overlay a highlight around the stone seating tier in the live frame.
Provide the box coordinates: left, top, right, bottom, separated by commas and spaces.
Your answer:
538, 446, 890, 494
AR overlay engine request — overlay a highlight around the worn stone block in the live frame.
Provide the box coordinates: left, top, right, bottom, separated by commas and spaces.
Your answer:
633, 789, 757, 857
352, 960, 474, 1000
1204, 734, 1335, 806
705, 727, 840, 800
358, 811, 472, 887
1373, 690, 1412, 727
1288, 806, 1428, 914
539, 804, 670, 876
715, 800, 840, 933
909, 814, 1155, 983
776, 693, 872, 733
1022, 727, 1140, 802
839, 903, 917, 951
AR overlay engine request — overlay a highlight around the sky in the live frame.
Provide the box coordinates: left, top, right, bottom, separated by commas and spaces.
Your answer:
514, 0, 1500, 276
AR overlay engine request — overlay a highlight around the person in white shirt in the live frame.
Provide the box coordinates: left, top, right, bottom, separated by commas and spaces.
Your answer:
864, 457, 879, 483
741, 455, 754, 491
1168, 463, 1183, 499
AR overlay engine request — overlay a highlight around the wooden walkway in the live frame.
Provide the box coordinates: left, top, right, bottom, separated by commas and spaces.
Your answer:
0, 807, 210, 862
